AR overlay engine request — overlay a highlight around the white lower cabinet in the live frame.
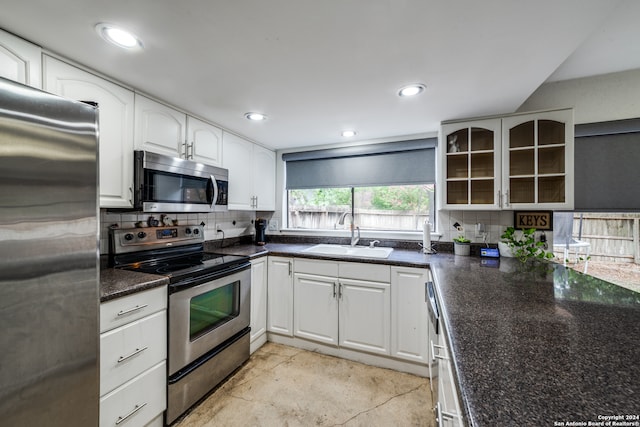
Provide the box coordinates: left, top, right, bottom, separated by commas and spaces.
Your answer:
100, 362, 166, 427
250, 257, 268, 352
338, 276, 390, 355
293, 259, 391, 356
100, 287, 167, 427
391, 266, 430, 363
267, 256, 294, 336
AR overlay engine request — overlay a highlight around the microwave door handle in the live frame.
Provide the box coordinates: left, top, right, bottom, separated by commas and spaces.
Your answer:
208, 175, 219, 207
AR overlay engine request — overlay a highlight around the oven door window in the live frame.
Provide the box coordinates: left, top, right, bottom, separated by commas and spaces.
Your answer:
189, 280, 240, 340
145, 169, 212, 205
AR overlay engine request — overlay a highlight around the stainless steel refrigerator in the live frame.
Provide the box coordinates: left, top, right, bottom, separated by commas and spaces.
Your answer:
0, 77, 99, 426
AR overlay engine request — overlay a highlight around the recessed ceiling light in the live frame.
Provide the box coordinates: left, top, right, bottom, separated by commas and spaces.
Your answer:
398, 84, 426, 97
341, 130, 356, 137
95, 23, 143, 50
245, 112, 267, 121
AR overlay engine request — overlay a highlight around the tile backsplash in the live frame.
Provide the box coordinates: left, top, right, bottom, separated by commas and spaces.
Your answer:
435, 210, 554, 248
436, 210, 514, 244
99, 209, 256, 255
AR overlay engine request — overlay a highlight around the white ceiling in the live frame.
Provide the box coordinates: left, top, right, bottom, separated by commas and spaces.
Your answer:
1, 0, 639, 150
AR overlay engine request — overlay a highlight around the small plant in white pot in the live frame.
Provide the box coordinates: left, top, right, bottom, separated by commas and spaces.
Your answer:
453, 235, 471, 256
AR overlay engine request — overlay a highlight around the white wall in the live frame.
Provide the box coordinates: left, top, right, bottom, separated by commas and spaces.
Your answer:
518, 68, 640, 123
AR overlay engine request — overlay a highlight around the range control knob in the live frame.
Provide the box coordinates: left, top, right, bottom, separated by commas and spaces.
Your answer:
124, 233, 134, 241
137, 231, 147, 239
193, 228, 200, 235
185, 228, 192, 235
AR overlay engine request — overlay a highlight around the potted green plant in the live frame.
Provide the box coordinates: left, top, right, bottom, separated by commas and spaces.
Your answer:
453, 235, 471, 256
499, 227, 554, 263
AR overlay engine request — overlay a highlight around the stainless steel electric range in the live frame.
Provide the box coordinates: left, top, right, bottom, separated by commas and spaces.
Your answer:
109, 225, 251, 425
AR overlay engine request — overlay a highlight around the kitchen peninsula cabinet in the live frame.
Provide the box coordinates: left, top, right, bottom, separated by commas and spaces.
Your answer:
43, 55, 135, 208
99, 286, 167, 427
222, 131, 276, 211
266, 256, 294, 336
293, 259, 391, 356
440, 108, 574, 210
0, 28, 41, 88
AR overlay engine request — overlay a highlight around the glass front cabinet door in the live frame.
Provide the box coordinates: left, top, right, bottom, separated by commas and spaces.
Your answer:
439, 109, 573, 211
501, 109, 574, 210
440, 119, 502, 210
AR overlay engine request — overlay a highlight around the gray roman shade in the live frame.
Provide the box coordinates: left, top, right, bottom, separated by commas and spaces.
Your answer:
574, 118, 640, 211
283, 138, 436, 189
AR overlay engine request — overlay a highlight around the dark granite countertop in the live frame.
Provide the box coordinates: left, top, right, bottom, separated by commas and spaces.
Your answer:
429, 255, 640, 427
100, 268, 168, 302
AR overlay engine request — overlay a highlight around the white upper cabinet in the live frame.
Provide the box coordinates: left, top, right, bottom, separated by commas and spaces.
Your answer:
134, 94, 187, 158
439, 108, 574, 210
135, 95, 223, 166
252, 144, 276, 210
0, 29, 41, 88
187, 116, 222, 166
223, 131, 276, 211
440, 119, 502, 210
43, 55, 135, 208
501, 109, 574, 210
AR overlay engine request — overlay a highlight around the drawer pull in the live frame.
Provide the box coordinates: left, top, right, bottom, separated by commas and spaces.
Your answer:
116, 304, 148, 317
117, 346, 148, 363
430, 340, 449, 361
115, 402, 147, 425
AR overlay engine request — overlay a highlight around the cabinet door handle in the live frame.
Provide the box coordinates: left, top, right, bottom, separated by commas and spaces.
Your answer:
288, 261, 292, 276
117, 346, 148, 363
338, 283, 343, 299
430, 340, 449, 361
181, 142, 187, 158
189, 142, 194, 159
116, 304, 148, 317
505, 189, 510, 207
333, 282, 337, 298
129, 187, 133, 205
115, 402, 147, 425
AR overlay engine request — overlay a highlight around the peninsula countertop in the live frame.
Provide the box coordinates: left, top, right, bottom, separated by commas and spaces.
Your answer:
429, 255, 640, 427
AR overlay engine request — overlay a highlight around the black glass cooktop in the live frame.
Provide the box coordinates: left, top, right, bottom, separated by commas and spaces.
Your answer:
117, 248, 249, 284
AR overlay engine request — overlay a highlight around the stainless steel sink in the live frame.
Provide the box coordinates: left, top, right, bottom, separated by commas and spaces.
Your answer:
302, 244, 393, 259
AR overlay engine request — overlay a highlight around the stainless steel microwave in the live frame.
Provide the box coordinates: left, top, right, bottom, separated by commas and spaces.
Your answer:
133, 150, 228, 213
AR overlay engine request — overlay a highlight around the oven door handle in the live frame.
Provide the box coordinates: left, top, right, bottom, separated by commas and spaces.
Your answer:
207, 175, 219, 208
168, 261, 251, 293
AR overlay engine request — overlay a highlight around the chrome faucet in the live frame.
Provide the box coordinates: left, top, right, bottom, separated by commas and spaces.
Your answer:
336, 211, 351, 228
351, 226, 360, 247
335, 212, 360, 247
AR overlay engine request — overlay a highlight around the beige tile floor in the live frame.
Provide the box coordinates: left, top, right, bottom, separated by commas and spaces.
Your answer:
174, 342, 435, 427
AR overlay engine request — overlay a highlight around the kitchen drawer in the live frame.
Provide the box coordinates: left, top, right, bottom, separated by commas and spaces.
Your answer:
101, 286, 167, 333
294, 258, 338, 276
339, 262, 390, 283
100, 310, 167, 395
100, 361, 166, 427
